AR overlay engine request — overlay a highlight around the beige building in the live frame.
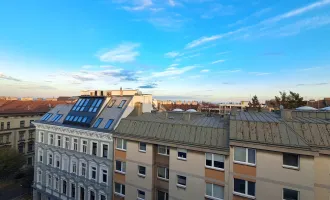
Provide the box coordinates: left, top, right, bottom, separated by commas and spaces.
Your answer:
112, 109, 330, 200
219, 101, 249, 114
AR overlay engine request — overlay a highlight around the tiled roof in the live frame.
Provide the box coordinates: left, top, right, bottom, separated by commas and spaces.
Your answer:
114, 112, 228, 150
0, 100, 74, 114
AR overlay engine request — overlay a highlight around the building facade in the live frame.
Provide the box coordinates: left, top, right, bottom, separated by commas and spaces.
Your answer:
33, 89, 153, 200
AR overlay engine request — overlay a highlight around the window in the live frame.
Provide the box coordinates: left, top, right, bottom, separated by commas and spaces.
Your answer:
102, 144, 108, 158
104, 119, 114, 129
102, 169, 108, 183
64, 137, 70, 149
82, 140, 88, 153
100, 194, 106, 200
30, 120, 34, 127
283, 188, 299, 200
206, 183, 224, 200
52, 114, 63, 122
234, 147, 256, 165
38, 149, 43, 162
206, 153, 224, 170
48, 153, 53, 165
73, 138, 78, 151
157, 190, 168, 200
27, 157, 33, 165
6, 135, 9, 143
19, 131, 25, 140
37, 169, 42, 183
137, 190, 145, 200
57, 135, 61, 147
114, 182, 125, 196
55, 155, 60, 168
90, 190, 95, 200
93, 118, 103, 128
116, 138, 127, 150
138, 166, 146, 176
233, 178, 255, 198
108, 99, 116, 107
47, 174, 52, 187
54, 177, 59, 191
158, 145, 170, 155
29, 130, 34, 139
115, 160, 126, 174
7, 122, 10, 129
91, 166, 97, 180
43, 113, 53, 121
80, 186, 85, 200
39, 132, 44, 143
139, 142, 147, 152
62, 180, 67, 195
118, 100, 127, 108
72, 161, 77, 174
28, 142, 34, 152
0, 122, 3, 130
71, 183, 76, 198
177, 149, 187, 160
81, 162, 87, 177
283, 153, 299, 169
49, 134, 54, 145
20, 120, 25, 128
177, 175, 186, 187
18, 143, 24, 153
62, 156, 69, 171
92, 142, 97, 156
157, 167, 169, 180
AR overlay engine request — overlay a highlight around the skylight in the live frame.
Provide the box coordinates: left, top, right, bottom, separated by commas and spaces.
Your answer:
104, 119, 114, 129
93, 118, 103, 128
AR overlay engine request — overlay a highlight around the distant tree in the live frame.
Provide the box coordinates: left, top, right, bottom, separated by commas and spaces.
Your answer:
249, 95, 261, 111
0, 148, 25, 180
271, 91, 306, 109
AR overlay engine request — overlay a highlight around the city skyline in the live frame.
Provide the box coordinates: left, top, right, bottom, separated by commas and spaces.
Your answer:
1, 0, 330, 101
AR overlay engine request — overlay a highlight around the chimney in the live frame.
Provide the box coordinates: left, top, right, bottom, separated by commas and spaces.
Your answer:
231, 107, 237, 116
281, 109, 292, 121
120, 87, 123, 96
130, 102, 143, 116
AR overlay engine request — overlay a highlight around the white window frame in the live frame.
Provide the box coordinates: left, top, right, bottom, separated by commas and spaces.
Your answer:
81, 139, 88, 153
177, 148, 187, 160
37, 168, 42, 183
116, 138, 127, 151
61, 178, 67, 195
157, 167, 169, 181
114, 182, 125, 197
233, 147, 256, 166
71, 158, 78, 174
176, 174, 187, 188
99, 193, 107, 200
205, 153, 225, 171
138, 165, 146, 177
48, 133, 54, 145
282, 153, 300, 170
90, 141, 98, 156
55, 153, 61, 168
88, 188, 96, 200
158, 145, 170, 156
72, 137, 78, 151
139, 142, 147, 153
115, 160, 126, 174
46, 172, 52, 188
38, 148, 43, 162
54, 176, 59, 191
70, 181, 76, 198
56, 135, 62, 147
47, 151, 53, 165
39, 131, 44, 143
137, 189, 146, 200
80, 160, 87, 177
101, 143, 109, 158
89, 162, 97, 181
283, 188, 300, 200
62, 155, 69, 172
64, 136, 70, 149
233, 179, 256, 199
205, 183, 224, 200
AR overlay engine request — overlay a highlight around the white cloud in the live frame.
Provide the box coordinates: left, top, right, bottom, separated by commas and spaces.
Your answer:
151, 65, 196, 77
100, 65, 117, 68
218, 69, 241, 73
81, 65, 95, 69
185, 35, 222, 49
211, 59, 226, 64
217, 51, 230, 55
123, 0, 153, 11
249, 72, 272, 76
169, 63, 179, 67
165, 51, 180, 58
200, 69, 209, 73
99, 43, 140, 63
168, 0, 176, 6
189, 75, 201, 79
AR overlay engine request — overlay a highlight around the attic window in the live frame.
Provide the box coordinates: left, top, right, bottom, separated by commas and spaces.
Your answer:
118, 100, 127, 108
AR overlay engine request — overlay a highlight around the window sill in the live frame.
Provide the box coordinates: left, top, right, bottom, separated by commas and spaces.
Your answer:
233, 161, 256, 167
205, 166, 224, 171
177, 157, 187, 161
176, 184, 186, 189
157, 177, 169, 182
116, 148, 127, 152
138, 174, 146, 178
137, 198, 145, 200
233, 192, 255, 199
205, 195, 223, 200
158, 153, 169, 156
282, 165, 299, 170
114, 192, 125, 198
139, 150, 146, 153
115, 170, 126, 175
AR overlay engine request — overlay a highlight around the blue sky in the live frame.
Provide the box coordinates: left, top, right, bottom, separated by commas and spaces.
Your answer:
0, 0, 330, 101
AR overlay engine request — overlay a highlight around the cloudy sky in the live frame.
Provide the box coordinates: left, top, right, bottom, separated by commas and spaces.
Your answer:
0, 0, 330, 101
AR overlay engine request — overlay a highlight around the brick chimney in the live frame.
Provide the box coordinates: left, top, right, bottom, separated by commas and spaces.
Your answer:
120, 87, 123, 96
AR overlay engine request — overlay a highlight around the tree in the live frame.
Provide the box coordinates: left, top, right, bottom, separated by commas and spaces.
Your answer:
272, 91, 306, 109
0, 148, 26, 180
249, 95, 261, 111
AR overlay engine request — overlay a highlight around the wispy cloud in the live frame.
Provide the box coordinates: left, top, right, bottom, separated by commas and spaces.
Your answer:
181, 53, 200, 60
165, 51, 180, 58
151, 65, 196, 77
20, 85, 57, 90
81, 65, 95, 69
99, 43, 140, 63
168, 0, 176, 6
211, 59, 226, 64
200, 69, 209, 73
189, 75, 201, 79
217, 51, 230, 55
148, 16, 185, 30
252, 7, 272, 17
169, 63, 179, 67
122, 0, 153, 11
139, 83, 157, 88
100, 65, 117, 68
249, 72, 272, 76
298, 66, 323, 71
0, 72, 21, 82
201, 4, 235, 19
296, 82, 328, 86
218, 69, 241, 73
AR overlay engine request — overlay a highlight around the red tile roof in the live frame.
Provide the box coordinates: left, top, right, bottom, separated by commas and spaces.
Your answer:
0, 100, 75, 114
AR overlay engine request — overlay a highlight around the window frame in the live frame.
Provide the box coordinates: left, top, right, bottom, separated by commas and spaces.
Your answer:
116, 138, 127, 151
177, 148, 187, 160
139, 142, 147, 152
115, 160, 126, 174
101, 143, 109, 158
91, 141, 98, 156
176, 175, 187, 188
233, 178, 256, 199
80, 160, 87, 178
118, 100, 127, 108
64, 136, 70, 149
205, 183, 224, 200
114, 182, 125, 197
138, 165, 146, 177
104, 119, 114, 129
158, 145, 170, 156
56, 135, 61, 147
93, 118, 103, 128
90, 163, 97, 181
81, 139, 88, 153
157, 166, 169, 181
233, 147, 256, 166
137, 189, 146, 200
282, 153, 300, 170
72, 138, 78, 151
205, 153, 225, 171
283, 188, 299, 200
39, 132, 44, 143
48, 133, 54, 145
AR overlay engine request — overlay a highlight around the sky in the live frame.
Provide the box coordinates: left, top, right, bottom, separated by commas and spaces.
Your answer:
0, 0, 330, 102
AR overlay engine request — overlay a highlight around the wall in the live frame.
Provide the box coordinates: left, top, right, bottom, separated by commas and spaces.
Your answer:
314, 154, 330, 200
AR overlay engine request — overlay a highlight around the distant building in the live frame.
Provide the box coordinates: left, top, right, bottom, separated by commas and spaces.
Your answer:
219, 101, 250, 114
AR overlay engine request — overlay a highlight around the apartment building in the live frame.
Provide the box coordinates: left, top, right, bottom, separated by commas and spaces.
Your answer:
32, 89, 152, 200
112, 109, 330, 200
218, 101, 250, 115
0, 100, 70, 165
